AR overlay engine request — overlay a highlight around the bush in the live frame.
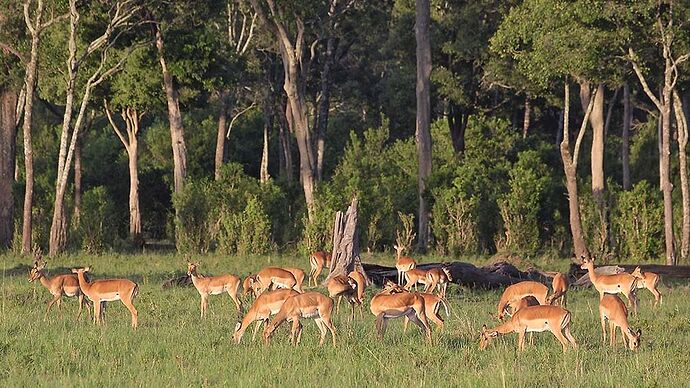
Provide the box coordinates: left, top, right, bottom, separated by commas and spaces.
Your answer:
611, 180, 664, 260
218, 196, 275, 255
173, 179, 215, 254
432, 184, 479, 255
77, 186, 116, 253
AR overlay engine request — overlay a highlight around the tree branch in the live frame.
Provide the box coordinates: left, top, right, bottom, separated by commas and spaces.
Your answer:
104, 99, 129, 151
226, 102, 257, 138
629, 48, 662, 110
573, 86, 598, 167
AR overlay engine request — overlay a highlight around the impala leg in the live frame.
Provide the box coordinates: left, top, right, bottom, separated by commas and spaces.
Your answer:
323, 317, 337, 347
609, 321, 616, 346
336, 296, 342, 313
518, 330, 526, 351
315, 318, 327, 346
407, 311, 432, 343
121, 297, 139, 329
652, 287, 662, 307
375, 313, 387, 339
563, 323, 577, 349
349, 300, 355, 322
93, 299, 102, 325
251, 320, 263, 342
56, 298, 62, 310
228, 289, 242, 313
45, 295, 61, 320
290, 319, 301, 346
77, 294, 84, 320
600, 315, 607, 345
552, 329, 570, 353
428, 311, 444, 331
403, 316, 409, 333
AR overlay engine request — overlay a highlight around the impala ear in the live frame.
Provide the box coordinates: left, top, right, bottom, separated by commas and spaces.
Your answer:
636, 328, 642, 336
490, 331, 498, 337
482, 324, 487, 330
71, 268, 79, 273
84, 266, 91, 272
234, 322, 241, 332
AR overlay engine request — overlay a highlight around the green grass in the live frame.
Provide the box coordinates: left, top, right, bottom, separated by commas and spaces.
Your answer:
2, 253, 689, 387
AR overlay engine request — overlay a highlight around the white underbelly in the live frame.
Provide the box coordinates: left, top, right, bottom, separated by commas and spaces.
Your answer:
209, 287, 226, 295
98, 293, 122, 302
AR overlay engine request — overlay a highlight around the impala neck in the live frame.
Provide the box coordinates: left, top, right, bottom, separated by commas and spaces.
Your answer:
584, 262, 598, 283
37, 271, 51, 288
491, 320, 518, 336
76, 272, 92, 292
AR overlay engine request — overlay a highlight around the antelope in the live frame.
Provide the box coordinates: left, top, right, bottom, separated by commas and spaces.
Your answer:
599, 294, 642, 350
425, 266, 453, 298
348, 269, 367, 317
28, 259, 90, 320
283, 267, 306, 293
496, 281, 549, 320
370, 286, 431, 343
403, 292, 450, 332
546, 272, 569, 307
480, 305, 577, 352
186, 262, 241, 318
326, 275, 359, 321
263, 292, 337, 347
71, 267, 139, 329
243, 275, 262, 298
233, 288, 300, 344
308, 251, 332, 286
631, 267, 662, 307
403, 268, 428, 291
580, 256, 639, 315
393, 244, 417, 286
255, 267, 298, 294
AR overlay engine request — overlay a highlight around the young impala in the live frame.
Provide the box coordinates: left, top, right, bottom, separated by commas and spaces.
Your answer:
283, 267, 306, 293
28, 258, 91, 320
370, 285, 431, 343
599, 294, 641, 350
255, 267, 298, 294
71, 267, 139, 329
393, 244, 417, 286
424, 266, 453, 298
496, 281, 549, 320
187, 262, 242, 318
243, 275, 262, 298
263, 292, 337, 347
348, 269, 367, 317
403, 268, 428, 291
546, 272, 569, 307
580, 256, 639, 315
480, 305, 577, 352
326, 275, 359, 321
308, 251, 332, 286
631, 267, 662, 307
233, 288, 300, 343
404, 292, 450, 332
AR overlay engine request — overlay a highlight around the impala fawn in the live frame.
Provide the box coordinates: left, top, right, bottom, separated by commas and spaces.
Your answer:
28, 258, 91, 320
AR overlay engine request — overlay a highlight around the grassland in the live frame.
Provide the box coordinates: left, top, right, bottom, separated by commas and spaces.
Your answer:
1, 252, 689, 387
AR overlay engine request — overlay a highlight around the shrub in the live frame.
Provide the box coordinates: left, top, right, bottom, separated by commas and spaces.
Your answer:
432, 183, 479, 255
77, 186, 116, 253
173, 179, 215, 254
218, 196, 275, 255
611, 180, 664, 260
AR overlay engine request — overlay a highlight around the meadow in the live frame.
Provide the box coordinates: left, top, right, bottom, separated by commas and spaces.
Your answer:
2, 252, 690, 387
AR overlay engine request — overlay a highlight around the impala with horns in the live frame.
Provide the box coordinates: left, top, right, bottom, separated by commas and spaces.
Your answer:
631, 267, 662, 307
308, 251, 332, 286
403, 268, 428, 291
546, 272, 569, 307
424, 266, 453, 298
187, 262, 242, 318
599, 294, 641, 350
370, 284, 431, 343
480, 305, 577, 352
233, 288, 300, 344
282, 267, 306, 293
393, 244, 417, 286
348, 269, 367, 317
71, 267, 139, 329
254, 267, 298, 294
580, 256, 639, 315
326, 275, 360, 321
496, 281, 549, 320
28, 256, 91, 320
404, 292, 450, 333
263, 292, 337, 347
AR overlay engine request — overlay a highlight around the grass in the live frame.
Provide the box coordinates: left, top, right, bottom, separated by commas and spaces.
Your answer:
1, 252, 689, 387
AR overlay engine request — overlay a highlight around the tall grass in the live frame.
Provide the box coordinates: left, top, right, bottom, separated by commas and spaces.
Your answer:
1, 253, 689, 387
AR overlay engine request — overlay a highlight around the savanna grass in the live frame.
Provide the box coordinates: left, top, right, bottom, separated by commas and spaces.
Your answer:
1, 253, 689, 387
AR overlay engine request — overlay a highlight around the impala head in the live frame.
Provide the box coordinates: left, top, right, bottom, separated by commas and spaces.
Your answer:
347, 276, 358, 290
186, 262, 199, 276
71, 267, 91, 274
627, 328, 642, 351
393, 244, 404, 257
579, 255, 593, 269
243, 275, 257, 296
381, 279, 404, 294
28, 260, 46, 282
232, 321, 243, 343
631, 266, 644, 279
442, 266, 453, 282
479, 325, 499, 350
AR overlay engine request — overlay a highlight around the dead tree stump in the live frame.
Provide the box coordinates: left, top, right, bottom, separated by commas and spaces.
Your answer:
325, 198, 365, 284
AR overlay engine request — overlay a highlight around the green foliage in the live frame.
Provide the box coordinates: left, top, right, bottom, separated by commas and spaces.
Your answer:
218, 196, 275, 256
77, 186, 116, 253
432, 184, 479, 255
611, 180, 664, 260
172, 179, 215, 254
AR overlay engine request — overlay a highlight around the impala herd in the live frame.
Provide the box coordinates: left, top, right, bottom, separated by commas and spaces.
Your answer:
27, 247, 663, 352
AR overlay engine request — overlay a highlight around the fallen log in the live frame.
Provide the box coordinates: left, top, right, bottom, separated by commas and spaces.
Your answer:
568, 263, 690, 287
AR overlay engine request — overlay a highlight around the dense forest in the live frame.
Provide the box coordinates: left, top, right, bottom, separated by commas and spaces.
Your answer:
0, 0, 689, 263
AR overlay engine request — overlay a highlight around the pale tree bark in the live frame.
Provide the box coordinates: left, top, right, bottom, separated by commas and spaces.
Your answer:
0, 89, 17, 249
104, 101, 143, 241
215, 91, 229, 181
325, 197, 360, 283
72, 132, 82, 225
260, 103, 271, 183
277, 99, 294, 182
415, 0, 432, 251
674, 90, 689, 260
622, 83, 631, 190
561, 81, 597, 259
522, 94, 530, 139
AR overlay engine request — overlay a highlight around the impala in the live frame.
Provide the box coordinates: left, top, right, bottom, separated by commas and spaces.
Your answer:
599, 294, 641, 350
255, 267, 298, 294
308, 251, 332, 286
370, 286, 431, 343
480, 305, 577, 352
283, 267, 306, 293
233, 288, 300, 343
403, 268, 428, 290
187, 262, 242, 318
326, 275, 359, 321
393, 244, 417, 286
403, 292, 449, 332
424, 266, 453, 298
263, 292, 337, 347
631, 267, 662, 307
28, 259, 90, 320
580, 256, 639, 315
546, 272, 569, 307
348, 270, 367, 317
496, 281, 549, 320
243, 275, 262, 298
71, 267, 139, 329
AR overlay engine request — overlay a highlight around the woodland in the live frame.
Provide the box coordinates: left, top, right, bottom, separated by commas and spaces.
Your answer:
1, 0, 690, 265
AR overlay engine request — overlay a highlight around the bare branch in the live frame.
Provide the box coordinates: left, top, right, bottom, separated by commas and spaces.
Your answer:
104, 99, 129, 151
629, 48, 662, 110
239, 12, 257, 55
226, 102, 257, 138
0, 42, 25, 63
573, 86, 598, 167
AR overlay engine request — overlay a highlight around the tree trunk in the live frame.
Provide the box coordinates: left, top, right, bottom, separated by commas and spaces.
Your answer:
215, 91, 229, 181
674, 91, 689, 260
415, 0, 432, 252
0, 89, 17, 249
522, 95, 530, 139
622, 83, 631, 190
260, 105, 271, 183
661, 73, 675, 265
155, 25, 188, 194
277, 101, 293, 182
447, 102, 467, 155
315, 35, 336, 182
603, 87, 620, 137
325, 197, 359, 282
128, 139, 141, 241
72, 132, 82, 226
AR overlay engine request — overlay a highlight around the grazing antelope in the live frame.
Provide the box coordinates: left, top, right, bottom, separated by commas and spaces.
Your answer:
631, 267, 662, 307
233, 289, 300, 343
308, 251, 332, 287
580, 256, 639, 315
348, 270, 367, 317
263, 292, 337, 347
255, 267, 298, 294
496, 281, 549, 320
187, 262, 242, 318
326, 275, 359, 321
403, 292, 449, 332
425, 266, 453, 298
393, 244, 417, 286
283, 267, 306, 293
370, 286, 431, 343
71, 267, 139, 329
546, 273, 569, 307
243, 275, 262, 298
403, 268, 428, 291
480, 305, 577, 352
599, 294, 641, 350
28, 259, 91, 320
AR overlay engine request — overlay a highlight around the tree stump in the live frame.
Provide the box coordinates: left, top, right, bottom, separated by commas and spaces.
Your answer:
325, 198, 363, 283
